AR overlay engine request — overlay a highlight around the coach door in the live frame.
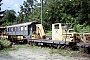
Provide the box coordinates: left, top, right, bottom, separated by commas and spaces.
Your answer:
28, 26, 33, 36
28, 24, 36, 36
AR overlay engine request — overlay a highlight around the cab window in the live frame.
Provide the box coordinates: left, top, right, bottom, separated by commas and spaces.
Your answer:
55, 24, 59, 29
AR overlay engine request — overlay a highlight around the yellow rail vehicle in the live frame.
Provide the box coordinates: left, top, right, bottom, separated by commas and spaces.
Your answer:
52, 23, 81, 43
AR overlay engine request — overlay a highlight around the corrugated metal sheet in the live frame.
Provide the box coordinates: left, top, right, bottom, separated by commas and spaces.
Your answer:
6, 21, 38, 27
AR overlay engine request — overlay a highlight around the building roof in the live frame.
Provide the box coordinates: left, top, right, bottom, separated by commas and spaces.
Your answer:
6, 21, 39, 28
0, 27, 6, 29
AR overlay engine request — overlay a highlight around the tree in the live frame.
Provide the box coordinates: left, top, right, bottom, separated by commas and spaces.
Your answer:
42, 0, 90, 30
18, 0, 90, 32
0, 0, 6, 25
1, 10, 16, 26
18, 0, 38, 23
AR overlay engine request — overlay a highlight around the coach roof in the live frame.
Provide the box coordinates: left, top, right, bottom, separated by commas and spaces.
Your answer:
6, 21, 39, 28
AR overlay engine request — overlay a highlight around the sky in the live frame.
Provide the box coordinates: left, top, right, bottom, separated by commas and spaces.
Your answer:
1, 0, 40, 15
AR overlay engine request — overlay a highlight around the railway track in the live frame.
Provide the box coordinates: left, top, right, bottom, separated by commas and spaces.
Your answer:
26, 38, 90, 54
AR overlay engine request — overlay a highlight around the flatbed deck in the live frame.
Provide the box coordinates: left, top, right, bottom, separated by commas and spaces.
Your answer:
28, 39, 73, 45
27, 39, 90, 48
77, 42, 90, 47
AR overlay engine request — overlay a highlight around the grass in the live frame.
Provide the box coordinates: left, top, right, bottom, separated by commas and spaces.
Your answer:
0, 43, 90, 58
49, 48, 78, 57
0, 44, 42, 52
49, 46, 90, 58
0, 45, 90, 60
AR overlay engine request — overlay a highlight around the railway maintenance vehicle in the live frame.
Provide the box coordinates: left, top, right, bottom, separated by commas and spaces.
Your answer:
0, 21, 90, 53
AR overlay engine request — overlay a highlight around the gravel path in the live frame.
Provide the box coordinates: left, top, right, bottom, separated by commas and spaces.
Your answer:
0, 45, 90, 60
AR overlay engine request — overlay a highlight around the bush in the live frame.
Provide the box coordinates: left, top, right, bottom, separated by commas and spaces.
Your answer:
46, 31, 52, 36
0, 38, 11, 50
74, 24, 90, 33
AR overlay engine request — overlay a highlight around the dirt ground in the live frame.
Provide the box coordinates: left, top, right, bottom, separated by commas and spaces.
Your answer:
0, 45, 90, 60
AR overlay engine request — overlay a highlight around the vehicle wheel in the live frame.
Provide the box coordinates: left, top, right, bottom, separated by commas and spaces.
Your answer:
23, 39, 27, 44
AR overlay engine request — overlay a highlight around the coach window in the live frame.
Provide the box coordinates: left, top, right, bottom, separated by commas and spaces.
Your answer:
8, 28, 10, 32
25, 26, 27, 30
9, 27, 11, 32
13, 27, 15, 31
18, 27, 20, 31
15, 27, 16, 31
11, 27, 13, 31
16, 27, 19, 31
7, 28, 8, 32
21, 26, 23, 31
9, 28, 11, 32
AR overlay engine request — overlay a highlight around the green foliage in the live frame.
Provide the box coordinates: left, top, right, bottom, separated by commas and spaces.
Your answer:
17, 0, 38, 23
0, 0, 6, 25
42, 0, 90, 31
16, 0, 90, 32
28, 7, 41, 22
46, 31, 52, 36
1, 10, 16, 26
1, 0, 89, 33
0, 39, 11, 50
74, 24, 90, 33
